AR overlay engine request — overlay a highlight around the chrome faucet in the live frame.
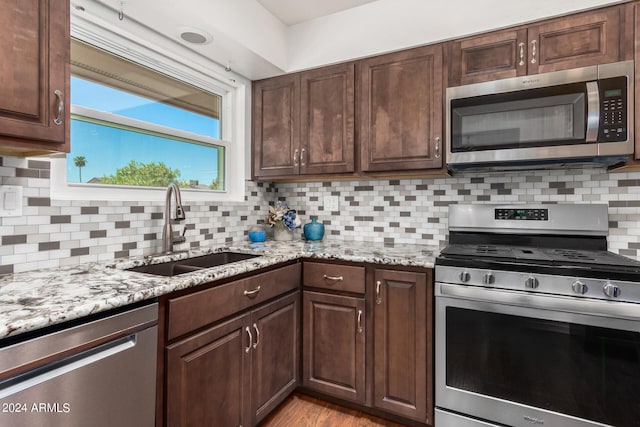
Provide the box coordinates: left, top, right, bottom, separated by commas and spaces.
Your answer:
162, 182, 186, 253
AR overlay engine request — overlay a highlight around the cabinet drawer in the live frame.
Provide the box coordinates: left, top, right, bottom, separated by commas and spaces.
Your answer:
167, 263, 300, 340
303, 262, 364, 294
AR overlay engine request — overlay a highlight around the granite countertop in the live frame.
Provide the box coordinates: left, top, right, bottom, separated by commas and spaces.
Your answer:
0, 240, 439, 341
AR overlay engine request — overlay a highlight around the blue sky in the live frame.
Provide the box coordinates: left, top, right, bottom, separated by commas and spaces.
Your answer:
68, 77, 221, 185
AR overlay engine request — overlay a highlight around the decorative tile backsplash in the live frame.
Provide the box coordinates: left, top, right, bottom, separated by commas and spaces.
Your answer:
2, 155, 640, 274
276, 168, 640, 259
0, 157, 275, 274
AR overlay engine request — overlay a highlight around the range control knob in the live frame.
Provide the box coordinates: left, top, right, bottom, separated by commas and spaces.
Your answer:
483, 273, 495, 285
525, 276, 539, 289
459, 271, 471, 283
571, 280, 588, 295
603, 282, 621, 298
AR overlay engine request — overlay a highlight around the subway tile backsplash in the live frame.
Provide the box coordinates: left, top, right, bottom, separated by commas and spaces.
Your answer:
2, 155, 640, 274
0, 157, 274, 274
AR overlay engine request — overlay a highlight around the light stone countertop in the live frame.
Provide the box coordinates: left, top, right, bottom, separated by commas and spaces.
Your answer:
0, 240, 439, 341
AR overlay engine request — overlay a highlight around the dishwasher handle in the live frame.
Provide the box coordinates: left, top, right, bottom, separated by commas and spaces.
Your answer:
0, 302, 157, 377
0, 334, 136, 400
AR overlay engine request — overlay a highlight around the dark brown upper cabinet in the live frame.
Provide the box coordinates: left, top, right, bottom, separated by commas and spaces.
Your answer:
449, 4, 632, 86
300, 64, 355, 175
252, 74, 300, 178
252, 63, 355, 179
634, 2, 640, 161
359, 44, 444, 173
0, 0, 69, 155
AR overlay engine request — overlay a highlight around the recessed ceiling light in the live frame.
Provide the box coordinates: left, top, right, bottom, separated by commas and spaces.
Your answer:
177, 26, 212, 45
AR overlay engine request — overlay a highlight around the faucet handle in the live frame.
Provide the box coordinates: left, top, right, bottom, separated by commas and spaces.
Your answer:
173, 226, 187, 244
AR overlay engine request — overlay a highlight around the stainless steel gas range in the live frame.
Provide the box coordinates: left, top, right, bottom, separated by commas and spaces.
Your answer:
435, 204, 640, 427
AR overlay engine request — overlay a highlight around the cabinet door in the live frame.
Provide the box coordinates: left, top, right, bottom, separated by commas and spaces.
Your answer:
635, 3, 640, 161
251, 292, 300, 425
0, 0, 69, 152
449, 29, 527, 86
253, 74, 300, 178
373, 268, 431, 423
300, 63, 355, 175
166, 314, 250, 427
359, 44, 443, 172
528, 6, 623, 75
303, 291, 366, 404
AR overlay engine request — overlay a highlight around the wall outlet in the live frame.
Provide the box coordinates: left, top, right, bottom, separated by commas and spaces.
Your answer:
324, 195, 339, 212
0, 185, 23, 217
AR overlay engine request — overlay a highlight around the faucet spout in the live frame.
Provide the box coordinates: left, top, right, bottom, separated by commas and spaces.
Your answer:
162, 182, 186, 253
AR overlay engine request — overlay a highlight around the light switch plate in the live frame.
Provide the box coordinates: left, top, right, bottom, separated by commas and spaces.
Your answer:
0, 185, 23, 217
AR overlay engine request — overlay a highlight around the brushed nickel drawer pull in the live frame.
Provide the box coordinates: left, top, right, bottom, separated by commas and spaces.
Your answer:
53, 90, 64, 125
322, 274, 344, 282
243, 285, 261, 297
357, 310, 363, 333
245, 327, 252, 353
518, 42, 525, 66
376, 280, 383, 304
530, 40, 537, 64
252, 323, 260, 349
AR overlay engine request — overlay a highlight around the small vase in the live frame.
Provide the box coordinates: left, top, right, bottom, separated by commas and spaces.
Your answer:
248, 225, 267, 242
303, 219, 325, 241
273, 226, 293, 241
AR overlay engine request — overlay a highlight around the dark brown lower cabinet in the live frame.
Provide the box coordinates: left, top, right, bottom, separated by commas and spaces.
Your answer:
166, 291, 299, 427
302, 290, 366, 404
251, 293, 300, 425
302, 262, 434, 426
372, 268, 431, 423
166, 314, 248, 426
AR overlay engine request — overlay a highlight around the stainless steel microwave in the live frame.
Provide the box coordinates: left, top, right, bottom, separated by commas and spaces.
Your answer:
446, 60, 634, 171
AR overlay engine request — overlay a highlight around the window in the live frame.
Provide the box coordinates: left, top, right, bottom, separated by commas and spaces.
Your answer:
68, 39, 225, 190
51, 33, 246, 202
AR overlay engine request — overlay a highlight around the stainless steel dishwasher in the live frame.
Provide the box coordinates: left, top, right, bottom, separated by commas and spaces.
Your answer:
0, 301, 158, 427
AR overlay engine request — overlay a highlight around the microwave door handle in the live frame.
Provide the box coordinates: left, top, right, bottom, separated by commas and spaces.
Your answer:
585, 81, 599, 142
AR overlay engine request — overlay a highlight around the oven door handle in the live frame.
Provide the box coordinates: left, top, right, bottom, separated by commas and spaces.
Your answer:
437, 283, 640, 321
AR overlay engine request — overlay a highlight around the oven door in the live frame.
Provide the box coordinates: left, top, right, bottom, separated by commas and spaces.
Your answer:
435, 282, 640, 427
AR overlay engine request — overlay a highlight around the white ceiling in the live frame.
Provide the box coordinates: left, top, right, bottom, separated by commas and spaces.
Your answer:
72, 0, 628, 81
256, 0, 380, 25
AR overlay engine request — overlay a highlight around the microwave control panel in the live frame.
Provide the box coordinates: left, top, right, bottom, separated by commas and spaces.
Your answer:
599, 76, 627, 142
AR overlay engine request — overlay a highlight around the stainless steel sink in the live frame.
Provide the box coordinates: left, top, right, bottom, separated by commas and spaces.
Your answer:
126, 252, 260, 276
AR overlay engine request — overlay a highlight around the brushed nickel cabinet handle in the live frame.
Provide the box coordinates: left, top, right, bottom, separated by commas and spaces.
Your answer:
530, 40, 537, 64
245, 327, 252, 353
252, 323, 260, 349
53, 90, 64, 125
293, 149, 299, 167
323, 274, 344, 282
518, 42, 525, 66
375, 280, 382, 305
357, 310, 363, 333
300, 148, 306, 167
243, 285, 261, 297
434, 136, 441, 159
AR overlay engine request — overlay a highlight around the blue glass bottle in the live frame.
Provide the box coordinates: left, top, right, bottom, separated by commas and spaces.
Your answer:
303, 219, 325, 241
248, 225, 267, 242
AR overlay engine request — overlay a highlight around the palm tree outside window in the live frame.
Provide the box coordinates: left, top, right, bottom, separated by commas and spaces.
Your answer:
74, 156, 87, 182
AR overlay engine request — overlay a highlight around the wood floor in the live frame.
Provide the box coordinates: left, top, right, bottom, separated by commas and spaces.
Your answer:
259, 393, 409, 427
